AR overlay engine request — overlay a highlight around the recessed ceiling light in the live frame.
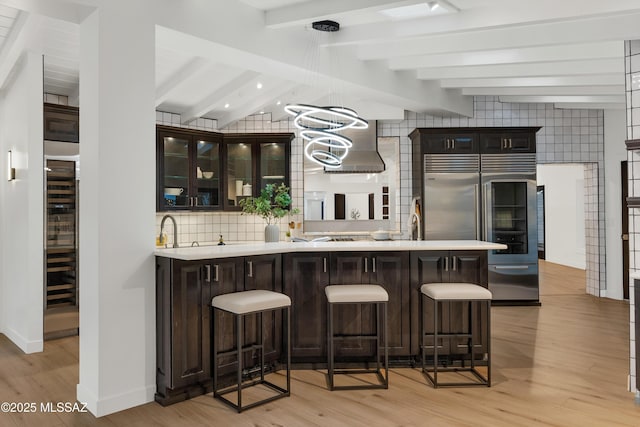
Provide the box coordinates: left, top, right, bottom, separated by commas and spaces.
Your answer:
256, 82, 263, 89
276, 100, 281, 105
224, 103, 230, 108
259, 111, 265, 114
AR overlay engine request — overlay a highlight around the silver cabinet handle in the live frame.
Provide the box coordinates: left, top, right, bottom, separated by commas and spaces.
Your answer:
323, 257, 327, 273
452, 256, 457, 271
444, 256, 449, 272
372, 257, 376, 273
445, 139, 450, 149
194, 197, 198, 206
364, 257, 368, 273
248, 261, 253, 277
509, 138, 513, 149
214, 264, 219, 282
452, 139, 455, 149
205, 265, 211, 282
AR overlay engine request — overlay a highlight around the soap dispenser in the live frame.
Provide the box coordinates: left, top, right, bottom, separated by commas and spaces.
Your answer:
217, 234, 226, 246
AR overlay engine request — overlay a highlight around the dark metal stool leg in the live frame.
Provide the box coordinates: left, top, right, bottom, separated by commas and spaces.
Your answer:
383, 302, 389, 388
328, 302, 334, 390
211, 306, 218, 397
237, 313, 243, 412
433, 296, 439, 388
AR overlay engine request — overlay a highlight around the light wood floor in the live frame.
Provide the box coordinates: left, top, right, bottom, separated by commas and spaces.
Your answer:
1, 260, 639, 426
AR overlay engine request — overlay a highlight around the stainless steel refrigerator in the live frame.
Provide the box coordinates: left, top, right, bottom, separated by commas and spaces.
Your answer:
423, 152, 538, 302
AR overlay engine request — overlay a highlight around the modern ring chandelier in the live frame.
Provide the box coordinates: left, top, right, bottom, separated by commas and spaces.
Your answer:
285, 20, 368, 169
284, 103, 367, 168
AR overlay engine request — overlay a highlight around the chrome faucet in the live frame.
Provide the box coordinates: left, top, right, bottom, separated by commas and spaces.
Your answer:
411, 212, 422, 241
160, 214, 179, 248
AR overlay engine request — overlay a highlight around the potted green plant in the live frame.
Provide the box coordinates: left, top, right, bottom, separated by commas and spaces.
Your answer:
239, 183, 299, 242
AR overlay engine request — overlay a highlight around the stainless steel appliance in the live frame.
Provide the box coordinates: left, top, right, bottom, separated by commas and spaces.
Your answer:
423, 152, 538, 302
481, 154, 538, 301
423, 154, 480, 240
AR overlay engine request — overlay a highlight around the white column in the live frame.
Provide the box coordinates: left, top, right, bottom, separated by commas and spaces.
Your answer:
77, 4, 156, 416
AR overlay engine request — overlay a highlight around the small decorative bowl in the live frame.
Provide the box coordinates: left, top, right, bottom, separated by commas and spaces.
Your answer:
202, 171, 214, 179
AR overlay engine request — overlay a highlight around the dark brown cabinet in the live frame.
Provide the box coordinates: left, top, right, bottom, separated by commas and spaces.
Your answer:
480, 131, 535, 153
420, 132, 478, 154
44, 103, 79, 143
329, 252, 411, 357
410, 250, 488, 357
409, 127, 538, 156
156, 258, 212, 404
222, 133, 292, 211
157, 126, 222, 211
283, 252, 330, 361
157, 127, 293, 212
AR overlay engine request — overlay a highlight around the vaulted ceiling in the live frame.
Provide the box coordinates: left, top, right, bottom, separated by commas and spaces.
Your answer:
2, 0, 639, 125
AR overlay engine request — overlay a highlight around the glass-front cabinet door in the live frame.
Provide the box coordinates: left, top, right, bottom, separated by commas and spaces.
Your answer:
194, 137, 221, 209
224, 141, 254, 210
160, 133, 191, 209
258, 142, 289, 191
157, 127, 222, 211
488, 181, 528, 255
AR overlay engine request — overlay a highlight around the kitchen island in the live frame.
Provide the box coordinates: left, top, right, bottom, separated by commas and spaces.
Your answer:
154, 240, 505, 405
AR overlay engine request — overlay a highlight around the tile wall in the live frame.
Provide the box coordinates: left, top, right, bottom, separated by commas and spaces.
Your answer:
625, 39, 640, 393
584, 163, 600, 296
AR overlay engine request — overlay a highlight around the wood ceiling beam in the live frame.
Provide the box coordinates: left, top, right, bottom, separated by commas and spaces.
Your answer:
463, 86, 625, 96
155, 57, 209, 108
416, 59, 623, 80
215, 81, 295, 129
180, 70, 259, 124
443, 75, 624, 89
498, 95, 625, 104
388, 41, 621, 70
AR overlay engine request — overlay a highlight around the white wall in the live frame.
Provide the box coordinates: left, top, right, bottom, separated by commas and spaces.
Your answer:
537, 164, 586, 269
0, 51, 44, 353
604, 109, 627, 300
77, 6, 156, 416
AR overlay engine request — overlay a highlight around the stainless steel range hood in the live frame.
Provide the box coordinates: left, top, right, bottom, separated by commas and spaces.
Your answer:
324, 120, 386, 174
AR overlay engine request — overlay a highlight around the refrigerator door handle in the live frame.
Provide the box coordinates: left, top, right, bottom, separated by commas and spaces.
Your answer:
474, 184, 480, 240
483, 183, 489, 241
494, 265, 530, 270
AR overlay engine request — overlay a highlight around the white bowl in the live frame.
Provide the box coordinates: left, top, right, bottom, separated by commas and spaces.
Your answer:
202, 171, 214, 179
371, 230, 391, 241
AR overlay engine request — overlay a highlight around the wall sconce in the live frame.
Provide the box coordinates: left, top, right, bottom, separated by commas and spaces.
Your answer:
7, 150, 15, 181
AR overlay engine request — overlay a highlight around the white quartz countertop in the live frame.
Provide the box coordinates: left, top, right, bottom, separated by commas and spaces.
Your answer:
155, 240, 508, 261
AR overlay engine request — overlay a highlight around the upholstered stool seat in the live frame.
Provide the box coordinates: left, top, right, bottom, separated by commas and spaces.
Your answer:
420, 282, 492, 388
211, 290, 291, 412
325, 284, 389, 390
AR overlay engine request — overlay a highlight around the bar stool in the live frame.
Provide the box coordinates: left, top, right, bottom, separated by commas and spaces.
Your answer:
210, 290, 291, 412
325, 284, 389, 390
420, 283, 492, 388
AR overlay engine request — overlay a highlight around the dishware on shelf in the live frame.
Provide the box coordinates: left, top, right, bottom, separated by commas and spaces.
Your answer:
197, 166, 203, 179
202, 171, 214, 179
164, 187, 184, 196
242, 183, 252, 196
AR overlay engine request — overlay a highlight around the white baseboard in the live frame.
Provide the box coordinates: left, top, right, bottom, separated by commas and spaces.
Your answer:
3, 327, 43, 353
77, 382, 155, 417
